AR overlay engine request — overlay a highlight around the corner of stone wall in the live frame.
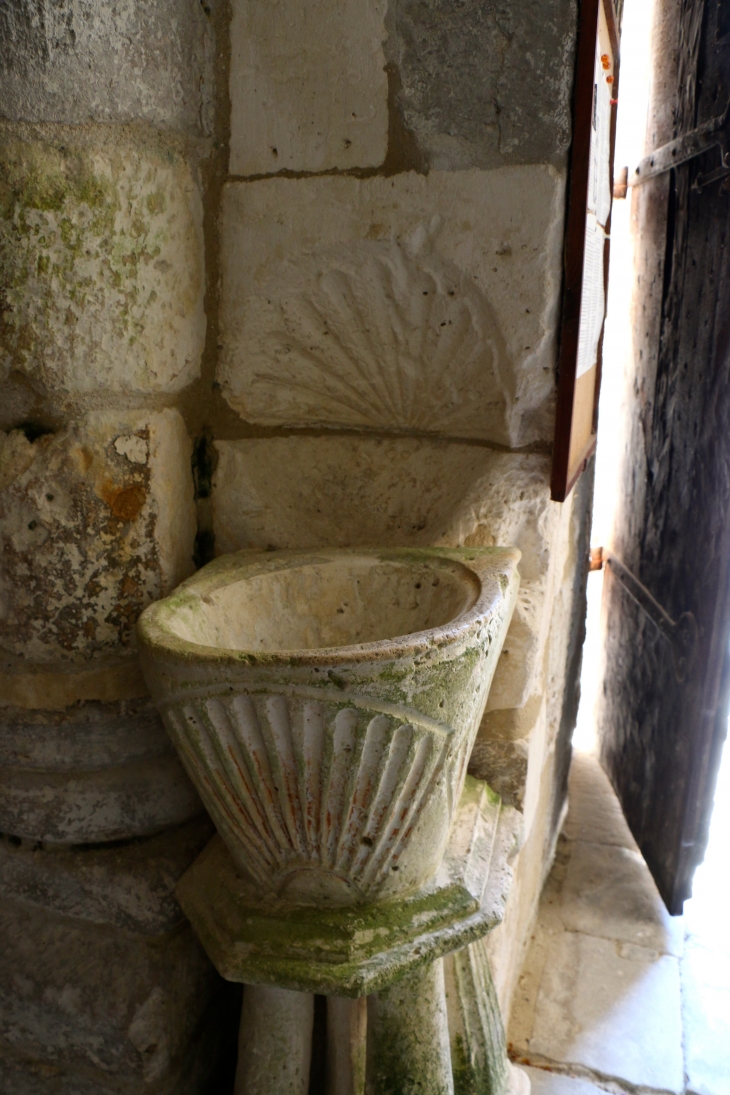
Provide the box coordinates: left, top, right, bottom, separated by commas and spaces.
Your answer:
0, 0, 586, 1081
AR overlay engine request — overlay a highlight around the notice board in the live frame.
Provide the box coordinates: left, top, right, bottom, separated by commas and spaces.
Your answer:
551, 0, 619, 502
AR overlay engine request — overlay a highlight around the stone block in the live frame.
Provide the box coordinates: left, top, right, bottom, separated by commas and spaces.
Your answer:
490, 477, 576, 713
0, 1015, 236, 1095
0, 893, 235, 1094
219, 168, 565, 446
229, 0, 388, 176
0, 135, 205, 397
563, 752, 638, 849
385, 0, 577, 170
0, 699, 202, 842
522, 1067, 606, 1095
469, 739, 529, 811
0, 816, 213, 934
0, 756, 202, 844
0, 410, 196, 663
0, 0, 214, 135
485, 581, 547, 712
212, 436, 554, 563
0, 655, 148, 710
470, 698, 546, 829
477, 697, 544, 744
0, 697, 172, 771
559, 841, 685, 958
521, 932, 684, 1093
681, 941, 730, 1095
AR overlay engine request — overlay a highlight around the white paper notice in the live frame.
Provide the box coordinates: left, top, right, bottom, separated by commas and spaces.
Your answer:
587, 5, 614, 227
576, 213, 606, 379
577, 3, 613, 380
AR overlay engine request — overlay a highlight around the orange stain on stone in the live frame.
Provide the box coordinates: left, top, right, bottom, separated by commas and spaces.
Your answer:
100, 481, 147, 521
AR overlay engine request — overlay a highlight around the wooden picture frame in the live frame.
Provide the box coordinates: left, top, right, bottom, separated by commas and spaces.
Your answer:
551, 0, 620, 502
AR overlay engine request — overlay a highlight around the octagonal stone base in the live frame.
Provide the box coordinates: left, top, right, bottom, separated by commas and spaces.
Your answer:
176, 777, 519, 996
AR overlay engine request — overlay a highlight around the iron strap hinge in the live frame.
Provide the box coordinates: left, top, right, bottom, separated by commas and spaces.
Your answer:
630, 97, 730, 191
592, 548, 698, 682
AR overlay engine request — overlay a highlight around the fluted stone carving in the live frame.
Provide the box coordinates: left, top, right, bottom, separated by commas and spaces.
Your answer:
167, 692, 453, 904
138, 547, 520, 904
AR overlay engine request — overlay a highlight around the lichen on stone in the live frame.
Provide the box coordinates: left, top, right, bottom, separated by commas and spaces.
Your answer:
0, 134, 205, 397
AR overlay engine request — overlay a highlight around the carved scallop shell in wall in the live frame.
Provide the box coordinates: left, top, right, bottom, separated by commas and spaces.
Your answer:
220, 239, 514, 442
163, 687, 466, 906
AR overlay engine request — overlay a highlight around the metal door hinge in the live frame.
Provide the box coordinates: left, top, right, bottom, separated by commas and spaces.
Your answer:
629, 97, 730, 191
590, 547, 698, 682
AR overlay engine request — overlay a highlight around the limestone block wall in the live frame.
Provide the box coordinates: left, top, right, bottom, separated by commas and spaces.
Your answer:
0, 4, 239, 1093
0, 0, 589, 1087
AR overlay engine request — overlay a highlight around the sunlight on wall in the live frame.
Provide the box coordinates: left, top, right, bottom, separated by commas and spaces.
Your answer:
574, 0, 656, 754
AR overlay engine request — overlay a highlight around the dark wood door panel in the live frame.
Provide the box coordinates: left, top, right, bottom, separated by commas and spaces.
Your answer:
597, 0, 730, 913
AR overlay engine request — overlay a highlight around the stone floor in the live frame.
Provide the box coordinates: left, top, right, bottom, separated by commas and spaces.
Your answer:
507, 748, 730, 1095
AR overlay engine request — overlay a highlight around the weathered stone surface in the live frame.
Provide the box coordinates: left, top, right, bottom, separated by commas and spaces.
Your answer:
366, 960, 454, 1095
493, 480, 577, 717
522, 1068, 605, 1095
0, 817, 213, 934
0, 1011, 236, 1095
681, 941, 730, 1095
469, 739, 529, 810
213, 437, 552, 561
173, 780, 520, 997
0, 411, 196, 663
385, 0, 578, 170
477, 697, 544, 745
0, 0, 215, 135
0, 135, 205, 396
219, 168, 565, 446
326, 996, 367, 1095
0, 755, 202, 844
229, 0, 388, 176
212, 436, 560, 717
235, 986, 314, 1095
0, 656, 148, 710
486, 582, 546, 711
140, 549, 519, 908
470, 695, 547, 835
563, 751, 639, 849
520, 933, 684, 1093
486, 755, 560, 1025
0, 697, 170, 769
0, 893, 228, 1092
559, 841, 685, 958
443, 937, 510, 1095
486, 484, 592, 1025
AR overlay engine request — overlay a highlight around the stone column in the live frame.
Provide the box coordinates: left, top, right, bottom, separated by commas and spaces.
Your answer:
0, 3, 237, 1091
366, 960, 454, 1095
327, 996, 368, 1095
235, 986, 315, 1095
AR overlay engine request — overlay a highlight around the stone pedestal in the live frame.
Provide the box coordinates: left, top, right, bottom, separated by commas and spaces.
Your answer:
327, 997, 367, 1095
234, 986, 314, 1095
177, 778, 530, 1094
366, 960, 454, 1095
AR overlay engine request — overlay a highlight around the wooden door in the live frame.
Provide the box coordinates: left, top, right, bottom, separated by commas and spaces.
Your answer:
597, 0, 730, 914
